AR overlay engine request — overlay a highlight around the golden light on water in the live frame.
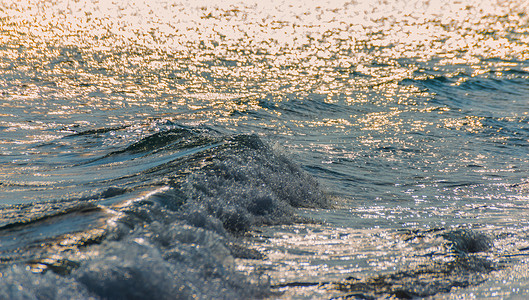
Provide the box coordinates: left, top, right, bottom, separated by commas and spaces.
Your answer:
2, 0, 527, 84
0, 0, 526, 144
0, 0, 527, 176
442, 115, 486, 132
2, 1, 529, 298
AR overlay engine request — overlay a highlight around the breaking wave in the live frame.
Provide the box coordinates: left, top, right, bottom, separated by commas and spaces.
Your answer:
0, 124, 330, 299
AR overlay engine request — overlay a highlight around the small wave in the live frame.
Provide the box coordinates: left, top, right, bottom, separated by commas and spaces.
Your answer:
330, 228, 497, 299
0, 125, 330, 299
333, 255, 495, 299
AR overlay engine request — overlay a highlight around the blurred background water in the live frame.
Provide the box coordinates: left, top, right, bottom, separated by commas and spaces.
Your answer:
1, 0, 529, 298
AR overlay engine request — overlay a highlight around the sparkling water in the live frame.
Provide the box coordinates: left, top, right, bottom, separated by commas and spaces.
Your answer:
1, 0, 529, 298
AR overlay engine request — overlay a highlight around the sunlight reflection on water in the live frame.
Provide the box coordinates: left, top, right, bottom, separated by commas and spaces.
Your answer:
2, 0, 529, 298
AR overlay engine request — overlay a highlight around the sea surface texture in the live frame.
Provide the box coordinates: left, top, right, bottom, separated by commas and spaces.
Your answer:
1, 0, 529, 299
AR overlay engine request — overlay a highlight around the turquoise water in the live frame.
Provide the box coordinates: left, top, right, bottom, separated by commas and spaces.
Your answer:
1, 0, 529, 298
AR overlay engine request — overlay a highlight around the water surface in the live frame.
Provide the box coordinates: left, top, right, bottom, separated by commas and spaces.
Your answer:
1, 0, 529, 298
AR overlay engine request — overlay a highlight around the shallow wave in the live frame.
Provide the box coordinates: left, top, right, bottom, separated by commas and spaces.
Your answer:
331, 229, 496, 299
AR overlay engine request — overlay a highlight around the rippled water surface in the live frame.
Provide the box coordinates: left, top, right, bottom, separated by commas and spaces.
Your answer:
1, 0, 529, 299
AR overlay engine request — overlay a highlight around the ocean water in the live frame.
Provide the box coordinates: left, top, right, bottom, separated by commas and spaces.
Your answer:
1, 0, 529, 298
